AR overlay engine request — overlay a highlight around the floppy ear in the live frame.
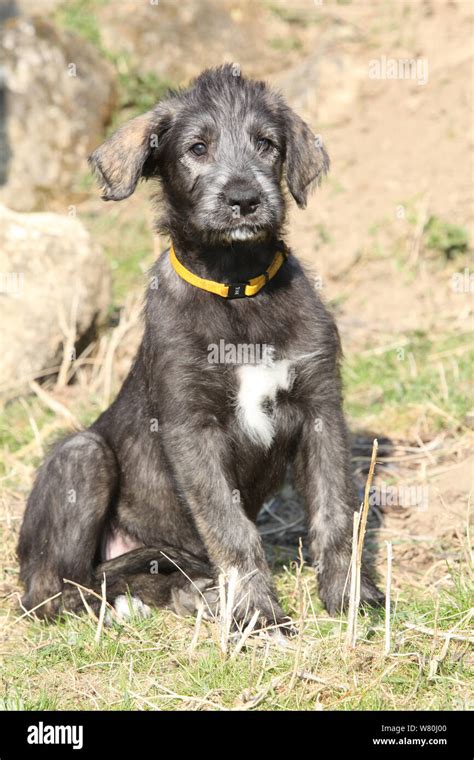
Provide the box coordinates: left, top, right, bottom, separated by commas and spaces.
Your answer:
284, 109, 330, 208
88, 103, 174, 201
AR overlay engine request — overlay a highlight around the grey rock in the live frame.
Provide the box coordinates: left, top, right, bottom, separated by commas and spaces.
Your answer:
0, 17, 116, 210
0, 204, 110, 397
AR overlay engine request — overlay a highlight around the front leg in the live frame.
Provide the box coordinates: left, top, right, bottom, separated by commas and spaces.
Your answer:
295, 406, 384, 615
162, 422, 288, 630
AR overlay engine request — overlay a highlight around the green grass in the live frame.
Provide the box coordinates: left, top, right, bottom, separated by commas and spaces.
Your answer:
0, 395, 106, 465
84, 209, 155, 307
54, 0, 107, 49
113, 62, 174, 122
0, 403, 55, 462
400, 201, 471, 262
1, 564, 471, 710
55, 0, 175, 123
344, 332, 473, 435
0, 327, 471, 710
268, 36, 303, 53
266, 2, 327, 26
424, 216, 470, 260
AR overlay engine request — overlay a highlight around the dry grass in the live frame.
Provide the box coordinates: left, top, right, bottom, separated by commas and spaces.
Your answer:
0, 312, 472, 710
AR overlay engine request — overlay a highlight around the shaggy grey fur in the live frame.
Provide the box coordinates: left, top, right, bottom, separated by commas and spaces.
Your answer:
18, 65, 383, 629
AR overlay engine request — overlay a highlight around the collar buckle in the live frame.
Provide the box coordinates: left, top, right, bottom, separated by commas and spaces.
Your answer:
226, 282, 249, 299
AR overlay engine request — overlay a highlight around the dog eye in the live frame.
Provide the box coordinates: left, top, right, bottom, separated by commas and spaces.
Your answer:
256, 137, 272, 152
190, 142, 207, 156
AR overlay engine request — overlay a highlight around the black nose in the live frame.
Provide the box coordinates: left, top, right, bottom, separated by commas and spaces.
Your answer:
225, 184, 261, 217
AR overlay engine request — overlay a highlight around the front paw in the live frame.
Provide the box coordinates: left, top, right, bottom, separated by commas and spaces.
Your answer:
360, 569, 385, 608
231, 574, 293, 635
20, 590, 62, 620
170, 572, 295, 634
318, 563, 384, 616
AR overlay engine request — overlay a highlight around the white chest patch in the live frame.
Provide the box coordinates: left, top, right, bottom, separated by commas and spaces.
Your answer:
235, 360, 294, 448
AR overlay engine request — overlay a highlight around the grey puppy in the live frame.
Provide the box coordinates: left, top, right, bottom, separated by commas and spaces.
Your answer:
18, 65, 383, 629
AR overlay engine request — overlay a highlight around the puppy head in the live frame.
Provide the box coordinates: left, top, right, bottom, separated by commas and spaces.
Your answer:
89, 65, 329, 243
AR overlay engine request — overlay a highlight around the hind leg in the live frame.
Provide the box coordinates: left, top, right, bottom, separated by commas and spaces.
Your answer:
101, 573, 220, 622
18, 431, 117, 618
92, 547, 219, 621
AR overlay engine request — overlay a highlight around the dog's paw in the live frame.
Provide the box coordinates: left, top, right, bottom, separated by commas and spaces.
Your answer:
318, 566, 384, 616
231, 578, 292, 635
113, 594, 151, 622
20, 591, 62, 620
250, 615, 297, 641
171, 577, 220, 619
359, 572, 385, 609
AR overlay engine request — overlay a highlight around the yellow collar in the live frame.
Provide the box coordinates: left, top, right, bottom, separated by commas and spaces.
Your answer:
169, 242, 288, 299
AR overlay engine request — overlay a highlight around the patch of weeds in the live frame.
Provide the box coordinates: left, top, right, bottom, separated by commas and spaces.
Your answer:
398, 200, 470, 262
268, 36, 303, 53
109, 53, 174, 122
54, 0, 107, 49
423, 216, 469, 260
267, 4, 317, 25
